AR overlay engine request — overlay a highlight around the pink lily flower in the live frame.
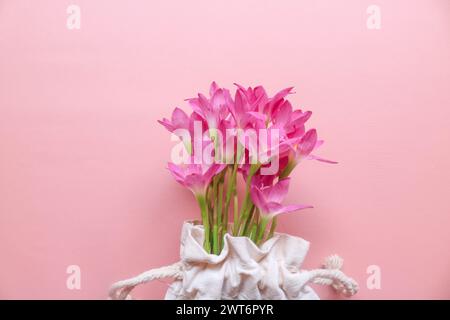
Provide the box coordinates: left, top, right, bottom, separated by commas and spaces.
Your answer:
250, 178, 312, 218
233, 83, 269, 114
285, 109, 312, 139
158, 108, 207, 155
263, 86, 294, 118
279, 129, 336, 178
229, 88, 266, 130
158, 107, 190, 132
187, 82, 232, 130
292, 129, 337, 164
250, 171, 277, 189
167, 160, 226, 196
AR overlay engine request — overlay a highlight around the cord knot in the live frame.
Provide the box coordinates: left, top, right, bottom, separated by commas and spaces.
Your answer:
323, 254, 344, 270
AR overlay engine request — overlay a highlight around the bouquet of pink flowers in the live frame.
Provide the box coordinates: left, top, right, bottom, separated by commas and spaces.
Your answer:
159, 82, 335, 255
109, 83, 358, 300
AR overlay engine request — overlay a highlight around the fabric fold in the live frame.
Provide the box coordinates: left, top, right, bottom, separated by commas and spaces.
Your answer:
165, 221, 319, 300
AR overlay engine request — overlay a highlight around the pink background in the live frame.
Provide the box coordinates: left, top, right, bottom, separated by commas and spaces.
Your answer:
1, 0, 449, 299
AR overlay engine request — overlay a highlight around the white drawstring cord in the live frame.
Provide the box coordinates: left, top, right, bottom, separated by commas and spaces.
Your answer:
108, 255, 358, 300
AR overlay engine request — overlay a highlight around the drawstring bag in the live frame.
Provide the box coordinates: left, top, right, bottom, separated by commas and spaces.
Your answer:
109, 221, 358, 300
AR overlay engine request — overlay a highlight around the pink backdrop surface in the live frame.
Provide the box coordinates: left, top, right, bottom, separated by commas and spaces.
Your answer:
0, 0, 449, 299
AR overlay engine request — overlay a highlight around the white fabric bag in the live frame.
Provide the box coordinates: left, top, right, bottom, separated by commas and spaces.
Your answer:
109, 221, 358, 300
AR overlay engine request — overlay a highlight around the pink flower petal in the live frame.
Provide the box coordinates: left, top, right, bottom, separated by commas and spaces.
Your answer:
209, 81, 219, 96
171, 108, 189, 126
307, 154, 338, 164
271, 204, 313, 216
267, 178, 290, 203
298, 129, 317, 157
157, 118, 174, 132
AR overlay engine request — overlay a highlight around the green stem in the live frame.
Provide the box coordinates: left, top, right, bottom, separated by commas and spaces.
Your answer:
256, 216, 269, 245
267, 216, 277, 240
279, 159, 297, 179
217, 182, 223, 225
196, 194, 211, 253
237, 163, 261, 235
212, 224, 219, 254
250, 224, 258, 242
232, 193, 239, 236
250, 209, 260, 241
243, 205, 255, 236
217, 182, 223, 252
212, 176, 219, 254
223, 163, 238, 234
